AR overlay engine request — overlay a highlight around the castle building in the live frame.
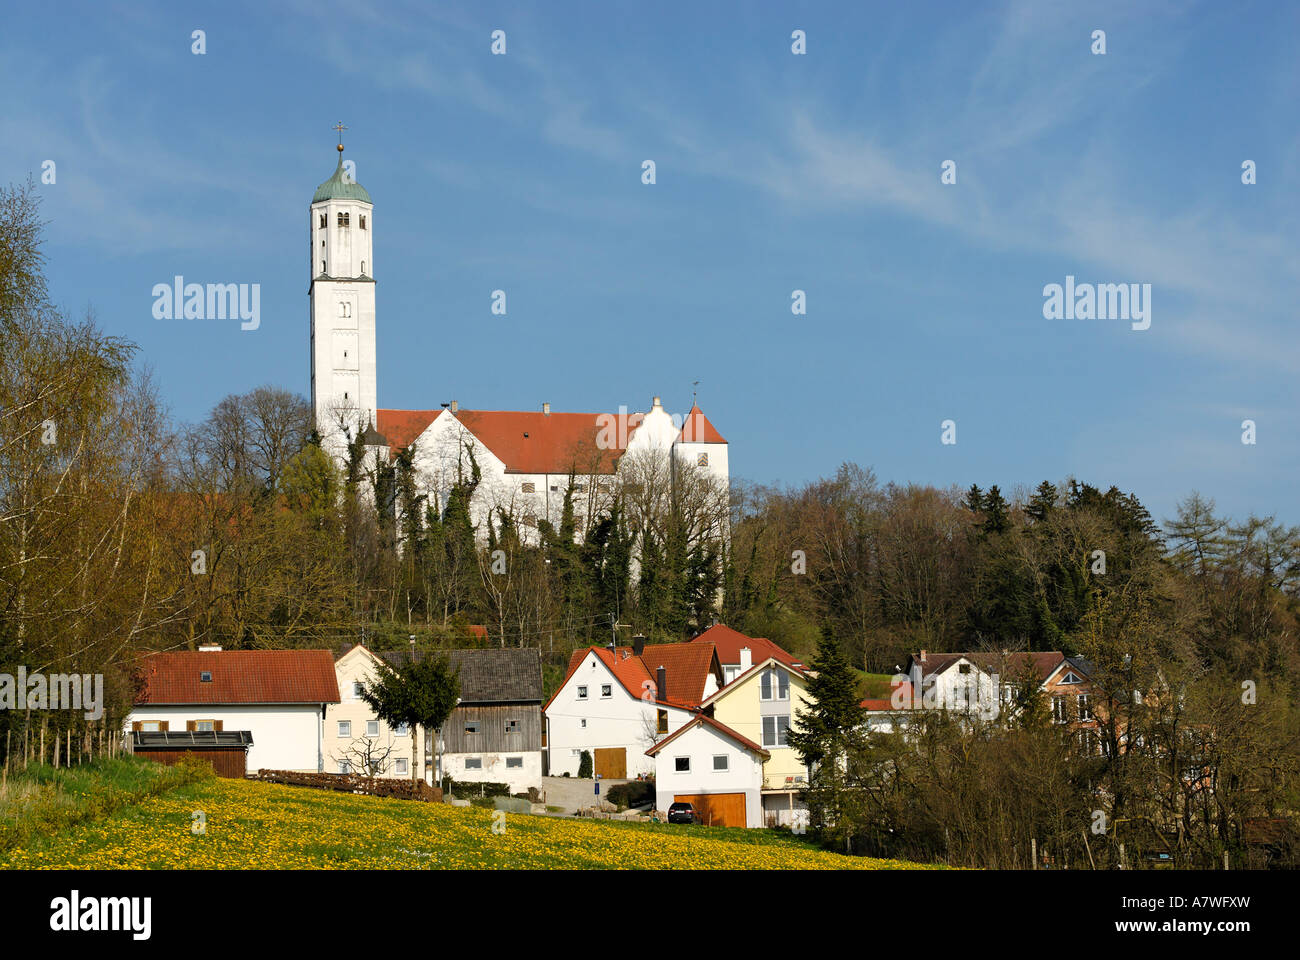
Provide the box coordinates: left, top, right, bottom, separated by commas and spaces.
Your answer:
308, 141, 728, 540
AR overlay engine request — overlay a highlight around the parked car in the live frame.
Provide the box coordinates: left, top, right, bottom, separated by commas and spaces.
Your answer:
667, 802, 695, 824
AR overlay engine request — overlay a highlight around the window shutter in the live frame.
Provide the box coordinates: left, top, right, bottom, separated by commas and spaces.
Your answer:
214, 720, 224, 732
186, 720, 196, 732
131, 721, 142, 732
159, 721, 170, 732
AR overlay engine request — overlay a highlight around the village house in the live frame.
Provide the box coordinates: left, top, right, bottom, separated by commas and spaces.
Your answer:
646, 713, 769, 827
422, 647, 544, 794
693, 630, 813, 826
330, 644, 544, 794
862, 650, 1100, 747
544, 637, 723, 778
327, 644, 421, 778
127, 646, 340, 774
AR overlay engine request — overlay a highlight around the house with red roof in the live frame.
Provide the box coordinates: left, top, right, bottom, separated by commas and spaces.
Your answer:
127, 645, 341, 774
646, 713, 769, 827
543, 638, 724, 778
371, 396, 727, 545
690, 623, 803, 685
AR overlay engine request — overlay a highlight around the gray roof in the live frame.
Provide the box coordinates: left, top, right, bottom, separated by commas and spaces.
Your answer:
132, 730, 253, 749
378, 647, 543, 704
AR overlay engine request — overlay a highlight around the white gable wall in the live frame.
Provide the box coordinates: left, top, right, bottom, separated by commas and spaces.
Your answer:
125, 704, 325, 773
545, 651, 693, 778
652, 722, 764, 828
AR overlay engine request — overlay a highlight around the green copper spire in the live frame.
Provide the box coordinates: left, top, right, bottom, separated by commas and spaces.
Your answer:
313, 142, 372, 204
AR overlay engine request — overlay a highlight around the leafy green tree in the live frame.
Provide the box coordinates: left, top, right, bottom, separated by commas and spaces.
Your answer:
360, 652, 461, 783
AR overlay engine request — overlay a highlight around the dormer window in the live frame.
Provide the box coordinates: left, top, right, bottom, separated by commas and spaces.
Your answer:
200, 671, 212, 683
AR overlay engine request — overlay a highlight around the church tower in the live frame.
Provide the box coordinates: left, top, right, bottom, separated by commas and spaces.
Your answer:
309, 133, 377, 459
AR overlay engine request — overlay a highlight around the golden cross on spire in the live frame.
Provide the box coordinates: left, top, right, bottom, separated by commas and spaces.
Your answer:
333, 121, 348, 147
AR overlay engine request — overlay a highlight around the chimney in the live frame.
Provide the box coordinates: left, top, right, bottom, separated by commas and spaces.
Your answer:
542, 402, 550, 415
739, 647, 752, 671
919, 650, 927, 664
198, 644, 222, 652
632, 635, 647, 657
656, 665, 667, 702
450, 400, 459, 412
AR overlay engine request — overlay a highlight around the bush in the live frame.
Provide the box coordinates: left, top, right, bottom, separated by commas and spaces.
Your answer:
577, 750, 593, 779
445, 779, 511, 800
607, 780, 655, 811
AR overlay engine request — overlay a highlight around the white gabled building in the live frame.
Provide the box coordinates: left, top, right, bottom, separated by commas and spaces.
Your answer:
543, 640, 723, 779
127, 647, 340, 774
646, 713, 768, 828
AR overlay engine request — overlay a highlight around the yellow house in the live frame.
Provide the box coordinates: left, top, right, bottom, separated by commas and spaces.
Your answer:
327, 644, 421, 779
700, 654, 812, 827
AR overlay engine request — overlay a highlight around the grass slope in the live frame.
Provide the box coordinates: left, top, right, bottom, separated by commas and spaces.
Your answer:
1, 776, 935, 870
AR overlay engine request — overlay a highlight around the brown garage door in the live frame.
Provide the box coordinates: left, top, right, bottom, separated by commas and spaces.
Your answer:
674, 792, 746, 827
594, 747, 626, 779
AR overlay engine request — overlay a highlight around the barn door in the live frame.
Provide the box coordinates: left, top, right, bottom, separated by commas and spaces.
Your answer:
594, 747, 626, 779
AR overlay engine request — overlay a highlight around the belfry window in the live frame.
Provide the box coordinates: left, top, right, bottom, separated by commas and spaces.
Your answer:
319, 213, 326, 228
360, 215, 367, 230
337, 212, 350, 227
321, 260, 326, 274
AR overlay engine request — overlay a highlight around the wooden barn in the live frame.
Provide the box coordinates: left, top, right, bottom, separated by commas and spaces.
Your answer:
380, 647, 544, 793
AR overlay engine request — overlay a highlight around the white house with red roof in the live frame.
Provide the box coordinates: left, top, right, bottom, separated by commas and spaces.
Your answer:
646, 713, 769, 827
126, 646, 341, 774
543, 639, 724, 778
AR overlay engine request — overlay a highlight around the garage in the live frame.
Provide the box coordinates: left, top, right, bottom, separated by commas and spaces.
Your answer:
594, 747, 626, 779
674, 792, 747, 827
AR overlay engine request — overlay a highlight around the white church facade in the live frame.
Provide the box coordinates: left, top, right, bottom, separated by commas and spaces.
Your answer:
307, 140, 729, 540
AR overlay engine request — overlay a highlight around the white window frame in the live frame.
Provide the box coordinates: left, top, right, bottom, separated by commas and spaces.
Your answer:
464, 757, 483, 770
577, 685, 588, 700
762, 715, 790, 748
600, 683, 612, 699
674, 756, 690, 773
394, 758, 409, 774
337, 720, 351, 738
713, 754, 729, 772
366, 720, 380, 738
506, 756, 523, 769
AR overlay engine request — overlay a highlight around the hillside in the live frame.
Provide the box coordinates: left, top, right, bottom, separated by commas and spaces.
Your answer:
0, 776, 933, 870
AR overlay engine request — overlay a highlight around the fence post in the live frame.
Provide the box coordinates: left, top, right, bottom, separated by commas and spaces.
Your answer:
1031, 838, 1038, 870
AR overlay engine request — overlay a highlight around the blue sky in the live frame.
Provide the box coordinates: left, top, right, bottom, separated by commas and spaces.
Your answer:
3, 0, 1297, 526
